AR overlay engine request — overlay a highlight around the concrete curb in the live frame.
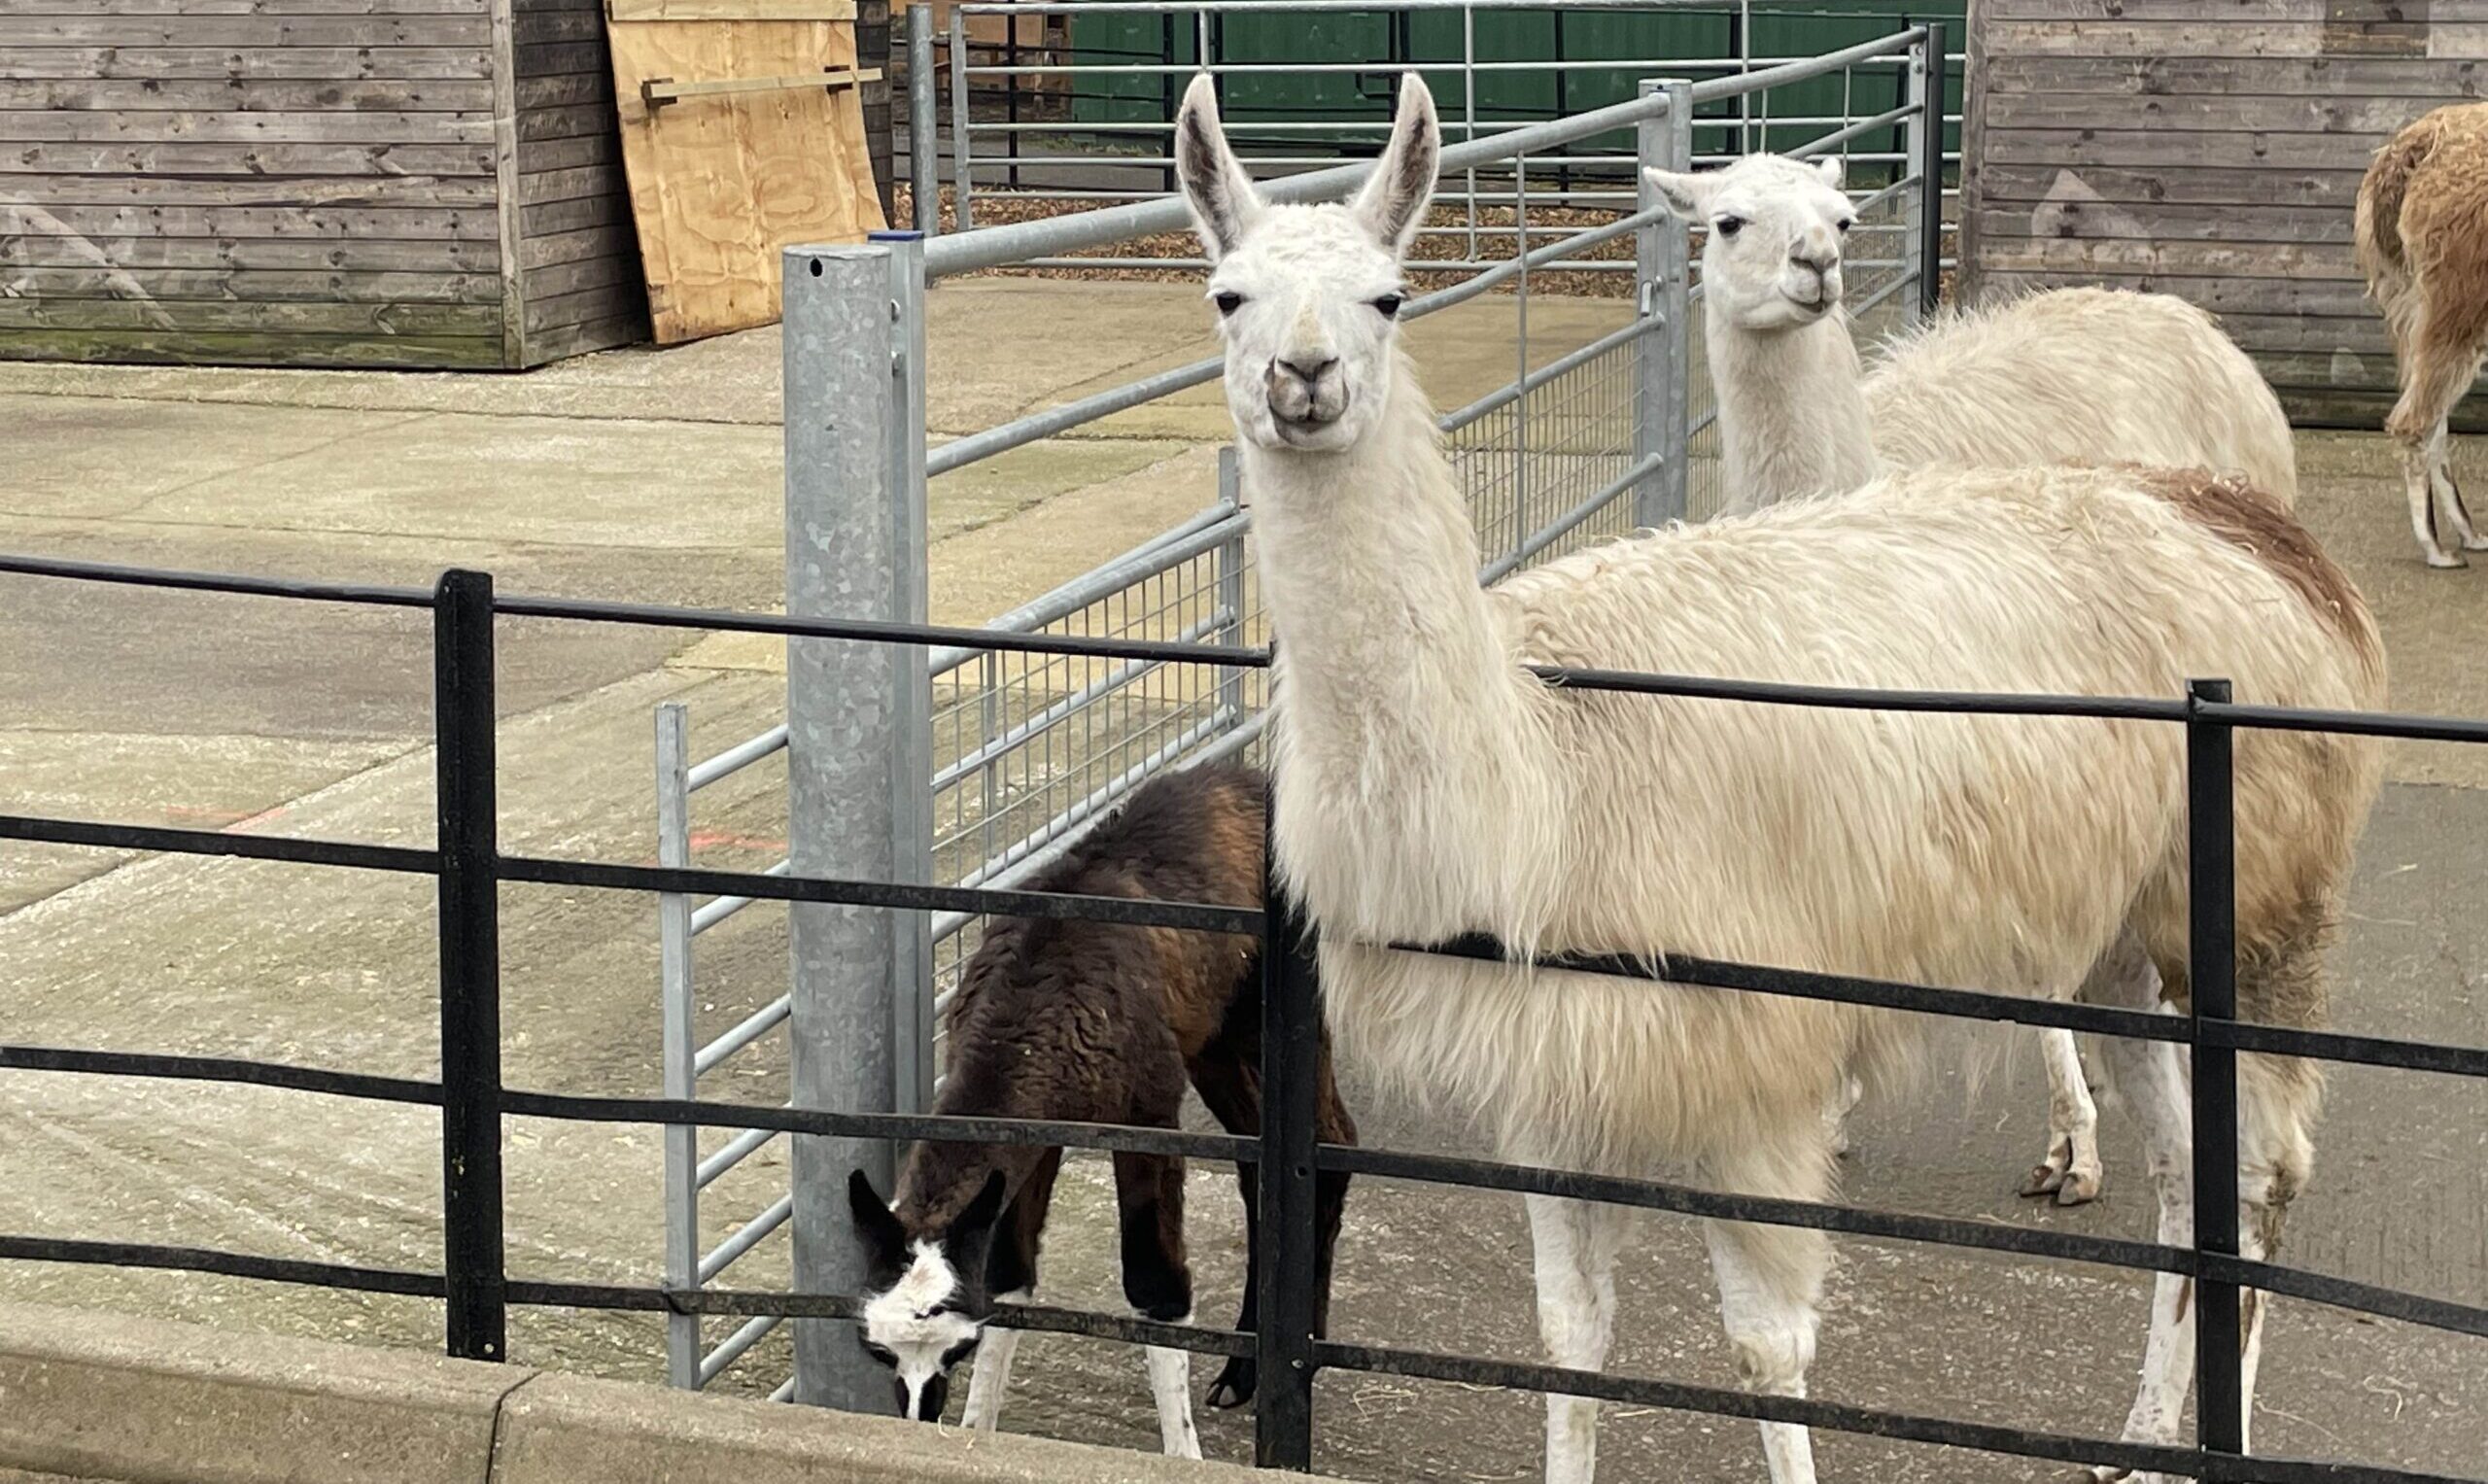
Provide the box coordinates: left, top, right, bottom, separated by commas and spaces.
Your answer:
0, 1302, 1317, 1484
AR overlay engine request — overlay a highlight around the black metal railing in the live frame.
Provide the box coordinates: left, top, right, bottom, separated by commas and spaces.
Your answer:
4, 551, 2487, 1484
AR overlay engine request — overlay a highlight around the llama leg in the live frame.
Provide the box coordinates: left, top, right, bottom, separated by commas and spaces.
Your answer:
2020, 1026, 2103, 1205
2074, 934, 2192, 1482
2233, 1052, 2322, 1457
1187, 1040, 1262, 1409
963, 1150, 1058, 1432
1822, 1074, 1862, 1158
1523, 1192, 1630, 1484
2387, 300, 2488, 567
1701, 1134, 1834, 1484
2424, 416, 2488, 552
1115, 1151, 1202, 1460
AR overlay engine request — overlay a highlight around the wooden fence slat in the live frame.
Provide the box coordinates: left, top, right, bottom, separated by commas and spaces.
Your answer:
1980, 19, 2488, 57
519, 221, 637, 269
0, 141, 496, 173
0, 234, 500, 269
1978, 236, 2360, 278
517, 165, 623, 209
0, 46, 493, 80
0, 264, 502, 302
1983, 0, 2488, 19
0, 325, 505, 368
0, 16, 493, 45
0, 109, 495, 142
522, 280, 641, 333
517, 102, 614, 141
1971, 202, 2356, 246
0, 171, 496, 206
0, 0, 492, 14
1988, 90, 2463, 133
1983, 53, 2488, 97
0, 294, 500, 333
1983, 126, 2388, 170
1, 201, 501, 239
1976, 162, 2370, 209
0, 78, 495, 110
513, 71, 612, 111
1975, 267, 2381, 318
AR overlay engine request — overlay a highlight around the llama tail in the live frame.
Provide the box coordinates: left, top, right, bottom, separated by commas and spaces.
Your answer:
2358, 120, 2434, 285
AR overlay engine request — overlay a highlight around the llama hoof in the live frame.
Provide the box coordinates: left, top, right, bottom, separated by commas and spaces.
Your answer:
2053, 1166, 2102, 1206
2021, 1160, 2066, 1198
2425, 549, 2468, 569
1205, 1359, 1257, 1410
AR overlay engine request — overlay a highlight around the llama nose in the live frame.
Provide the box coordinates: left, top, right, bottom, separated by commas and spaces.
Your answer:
1277, 353, 1336, 384
1790, 249, 1836, 277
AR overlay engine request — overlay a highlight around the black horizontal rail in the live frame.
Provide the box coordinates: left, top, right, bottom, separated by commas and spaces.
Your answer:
498, 1087, 1256, 1165
0, 813, 437, 876
496, 852, 1263, 936
0, 1044, 445, 1108
1411, 935, 2488, 1083
0, 1233, 446, 1299
509, 1280, 1258, 1360
14, 548, 2488, 740
0, 553, 434, 608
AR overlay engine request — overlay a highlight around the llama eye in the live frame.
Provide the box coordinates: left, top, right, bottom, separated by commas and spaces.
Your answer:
1714, 215, 1745, 238
1836, 218, 1854, 235
1371, 293, 1403, 319
1213, 291, 1244, 316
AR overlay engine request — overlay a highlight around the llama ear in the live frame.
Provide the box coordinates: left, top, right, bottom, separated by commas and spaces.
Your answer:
941, 1171, 1011, 1284
1176, 73, 1262, 261
1814, 156, 1846, 191
847, 1168, 909, 1270
1353, 73, 1439, 255
1642, 166, 1710, 222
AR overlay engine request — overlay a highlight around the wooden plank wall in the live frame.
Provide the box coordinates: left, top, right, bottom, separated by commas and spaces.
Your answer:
0, 0, 513, 368
1959, 0, 2488, 423
509, 0, 647, 362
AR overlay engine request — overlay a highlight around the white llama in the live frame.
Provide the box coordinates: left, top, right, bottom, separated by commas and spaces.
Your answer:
1644, 153, 2306, 1205
1178, 72, 2384, 1484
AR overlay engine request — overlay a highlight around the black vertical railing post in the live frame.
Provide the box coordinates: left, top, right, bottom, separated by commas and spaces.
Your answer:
1256, 805, 1321, 1469
2187, 677, 2244, 1462
1918, 19, 1948, 320
434, 568, 506, 1363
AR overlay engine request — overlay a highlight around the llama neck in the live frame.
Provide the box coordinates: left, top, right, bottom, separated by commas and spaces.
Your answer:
1708, 308, 1881, 511
1241, 362, 1556, 942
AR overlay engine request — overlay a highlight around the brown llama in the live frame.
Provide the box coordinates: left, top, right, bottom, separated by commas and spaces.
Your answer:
844, 762, 1357, 1456
2358, 100, 2488, 568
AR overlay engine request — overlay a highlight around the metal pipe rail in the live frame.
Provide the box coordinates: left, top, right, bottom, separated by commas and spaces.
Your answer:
921, 26, 1926, 278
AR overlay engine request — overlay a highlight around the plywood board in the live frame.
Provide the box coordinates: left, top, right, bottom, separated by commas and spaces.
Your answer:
605, 9, 883, 342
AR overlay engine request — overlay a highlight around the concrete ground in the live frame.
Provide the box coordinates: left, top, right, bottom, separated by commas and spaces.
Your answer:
1, 284, 2484, 1483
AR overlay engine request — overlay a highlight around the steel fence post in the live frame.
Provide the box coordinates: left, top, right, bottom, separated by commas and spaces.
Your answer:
1256, 788, 1321, 1470
1917, 20, 1948, 318
781, 233, 933, 1412
433, 567, 505, 1364
1634, 79, 1692, 530
949, 7, 974, 230
909, 3, 940, 235
655, 701, 700, 1389
2186, 676, 2245, 1462
1215, 444, 1246, 730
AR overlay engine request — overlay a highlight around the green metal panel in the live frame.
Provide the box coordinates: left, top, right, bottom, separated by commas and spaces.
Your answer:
1067, 2, 1962, 173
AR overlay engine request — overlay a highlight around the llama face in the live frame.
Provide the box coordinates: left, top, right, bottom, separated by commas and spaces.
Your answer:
847, 1168, 1008, 1420
1645, 155, 1854, 332
1177, 71, 1438, 456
